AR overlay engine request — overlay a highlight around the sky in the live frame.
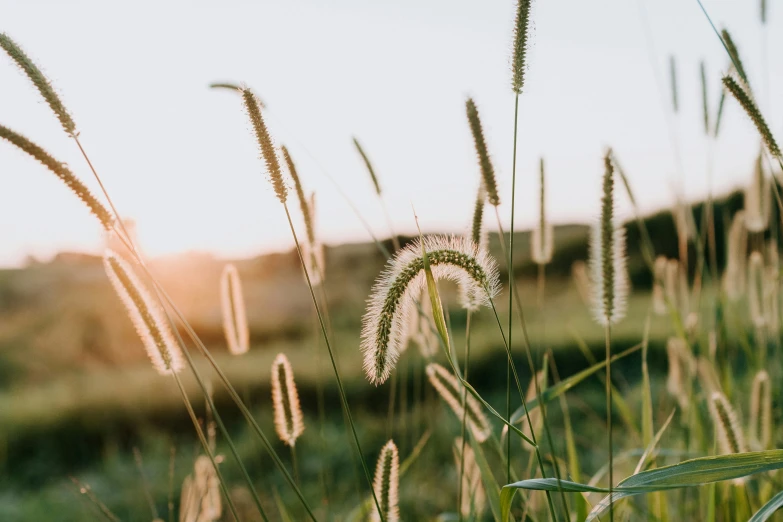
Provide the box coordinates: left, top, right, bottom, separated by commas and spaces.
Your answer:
0, 0, 779, 266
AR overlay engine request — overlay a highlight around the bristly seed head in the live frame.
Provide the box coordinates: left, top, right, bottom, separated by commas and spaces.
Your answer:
241, 88, 287, 203
371, 440, 400, 522
361, 236, 500, 385
271, 353, 304, 447
700, 61, 710, 135
720, 29, 749, 86
722, 74, 781, 158
652, 256, 668, 315
531, 157, 553, 265
0, 33, 77, 136
353, 137, 382, 196
749, 370, 771, 450
426, 363, 491, 443
724, 211, 748, 300
588, 150, 629, 325
748, 251, 766, 328
744, 149, 770, 232
708, 392, 748, 475
511, 0, 532, 94
103, 250, 183, 375
220, 264, 249, 355
0, 124, 114, 230
465, 98, 500, 206
669, 55, 679, 113
453, 437, 486, 518
470, 181, 488, 252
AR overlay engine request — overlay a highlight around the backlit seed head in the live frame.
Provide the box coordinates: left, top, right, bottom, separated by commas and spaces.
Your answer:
371, 440, 400, 522
465, 98, 500, 206
241, 88, 288, 203
709, 392, 748, 474
361, 236, 499, 385
271, 353, 304, 447
588, 150, 629, 325
427, 363, 491, 443
0, 33, 77, 136
744, 150, 771, 232
220, 264, 249, 355
103, 250, 183, 375
723, 211, 748, 300
749, 371, 772, 450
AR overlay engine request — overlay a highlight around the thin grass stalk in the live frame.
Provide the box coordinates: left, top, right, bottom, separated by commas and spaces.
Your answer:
458, 311, 472, 522
491, 209, 559, 519
605, 323, 614, 522
282, 203, 384, 520
506, 93, 519, 489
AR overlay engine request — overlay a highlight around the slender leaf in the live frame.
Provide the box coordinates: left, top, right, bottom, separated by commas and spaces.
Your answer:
501, 451, 783, 522
509, 343, 641, 423
749, 490, 783, 522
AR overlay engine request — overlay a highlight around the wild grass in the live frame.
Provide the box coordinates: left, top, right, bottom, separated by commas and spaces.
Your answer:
4, 2, 783, 522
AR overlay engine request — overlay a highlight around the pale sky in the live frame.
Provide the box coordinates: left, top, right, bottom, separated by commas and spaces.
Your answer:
0, 0, 779, 266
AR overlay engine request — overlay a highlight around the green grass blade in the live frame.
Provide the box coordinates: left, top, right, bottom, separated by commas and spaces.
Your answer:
501, 451, 783, 522
749, 490, 783, 522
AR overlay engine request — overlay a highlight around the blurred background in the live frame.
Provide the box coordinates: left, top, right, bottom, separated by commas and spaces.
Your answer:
0, 0, 779, 520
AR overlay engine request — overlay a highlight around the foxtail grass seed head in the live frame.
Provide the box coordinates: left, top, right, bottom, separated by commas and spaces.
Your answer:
103, 250, 183, 375
194, 455, 222, 521
724, 211, 748, 300
700, 61, 710, 135
720, 29, 749, 85
306, 192, 326, 286
281, 146, 315, 244
666, 338, 693, 412
511, 0, 532, 94
220, 264, 249, 355
353, 137, 382, 196
470, 182, 488, 251
709, 392, 748, 470
748, 252, 766, 328
749, 370, 772, 450
426, 363, 491, 442
453, 437, 486, 518
571, 261, 591, 305
589, 151, 629, 325
723, 74, 781, 158
669, 55, 679, 113
761, 0, 767, 24
371, 440, 400, 522
0, 33, 77, 136
652, 256, 668, 315
0, 124, 113, 230
531, 158, 554, 265
241, 88, 287, 203
744, 150, 771, 232
465, 98, 500, 206
271, 353, 305, 447
361, 236, 499, 385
